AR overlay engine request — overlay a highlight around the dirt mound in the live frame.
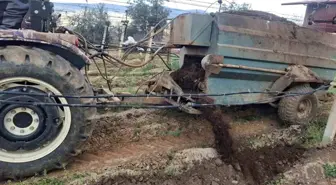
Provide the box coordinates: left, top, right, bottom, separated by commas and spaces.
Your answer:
224, 10, 296, 24
236, 145, 305, 184
92, 159, 244, 185
199, 97, 306, 185
66, 109, 214, 173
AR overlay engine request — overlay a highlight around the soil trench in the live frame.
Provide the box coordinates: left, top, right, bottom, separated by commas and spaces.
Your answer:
199, 97, 306, 185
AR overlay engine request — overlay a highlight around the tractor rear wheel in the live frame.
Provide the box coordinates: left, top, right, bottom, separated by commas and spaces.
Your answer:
0, 46, 96, 179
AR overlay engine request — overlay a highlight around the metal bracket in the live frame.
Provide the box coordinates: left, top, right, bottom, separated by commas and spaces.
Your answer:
146, 71, 202, 114
96, 88, 121, 103
164, 98, 202, 115
201, 54, 224, 74
29, 0, 54, 32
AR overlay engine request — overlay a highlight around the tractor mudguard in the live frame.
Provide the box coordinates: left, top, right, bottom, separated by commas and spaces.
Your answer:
0, 29, 89, 69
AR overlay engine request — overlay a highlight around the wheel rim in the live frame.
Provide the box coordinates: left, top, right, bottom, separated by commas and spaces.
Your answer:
4, 107, 40, 137
297, 98, 313, 119
0, 77, 71, 163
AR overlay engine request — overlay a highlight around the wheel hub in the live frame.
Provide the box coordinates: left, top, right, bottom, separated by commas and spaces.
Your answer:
0, 86, 61, 151
4, 107, 39, 137
298, 102, 306, 111
297, 99, 313, 119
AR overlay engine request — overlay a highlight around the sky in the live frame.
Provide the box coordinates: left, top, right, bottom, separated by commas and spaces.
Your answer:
51, 0, 307, 22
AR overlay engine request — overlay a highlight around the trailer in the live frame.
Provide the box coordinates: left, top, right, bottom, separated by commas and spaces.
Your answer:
163, 12, 336, 126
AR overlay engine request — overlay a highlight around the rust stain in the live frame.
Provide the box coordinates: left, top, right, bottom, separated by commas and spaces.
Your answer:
0, 30, 90, 64
287, 65, 325, 83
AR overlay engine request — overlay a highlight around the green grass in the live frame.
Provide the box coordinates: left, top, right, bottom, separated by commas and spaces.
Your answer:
302, 118, 328, 147
167, 129, 182, 137
234, 114, 262, 124
267, 174, 285, 185
169, 56, 180, 71
165, 167, 178, 176
120, 67, 134, 75
71, 173, 87, 180
323, 163, 336, 178
142, 63, 154, 73
16, 178, 64, 185
267, 179, 284, 185
126, 87, 136, 94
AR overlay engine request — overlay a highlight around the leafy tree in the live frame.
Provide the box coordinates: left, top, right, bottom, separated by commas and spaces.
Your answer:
222, 1, 251, 11
68, 4, 121, 44
126, 0, 170, 38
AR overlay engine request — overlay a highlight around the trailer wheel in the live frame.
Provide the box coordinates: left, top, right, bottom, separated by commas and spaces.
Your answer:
0, 46, 96, 179
278, 84, 318, 125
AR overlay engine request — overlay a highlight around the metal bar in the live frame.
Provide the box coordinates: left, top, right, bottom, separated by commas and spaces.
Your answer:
167, 49, 171, 68
0, 85, 328, 99
216, 64, 287, 75
0, 90, 324, 108
322, 80, 336, 146
322, 98, 336, 146
282, 1, 336, 5
118, 24, 126, 58
216, 43, 336, 69
101, 25, 108, 51
0, 86, 327, 110
145, 26, 154, 62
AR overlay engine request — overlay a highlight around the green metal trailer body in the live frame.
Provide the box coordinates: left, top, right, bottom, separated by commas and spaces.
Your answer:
169, 12, 336, 105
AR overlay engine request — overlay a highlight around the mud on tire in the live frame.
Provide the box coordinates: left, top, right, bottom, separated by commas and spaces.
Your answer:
0, 46, 96, 179
278, 84, 318, 126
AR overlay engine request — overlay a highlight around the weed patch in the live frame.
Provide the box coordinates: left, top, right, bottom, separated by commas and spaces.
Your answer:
142, 63, 154, 73
235, 114, 262, 124
169, 56, 180, 71
167, 129, 182, 137
323, 163, 336, 178
302, 118, 328, 147
16, 178, 64, 185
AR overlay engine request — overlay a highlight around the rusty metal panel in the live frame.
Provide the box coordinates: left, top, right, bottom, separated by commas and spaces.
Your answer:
172, 13, 336, 71
170, 13, 213, 47
206, 57, 286, 105
215, 13, 336, 70
171, 12, 336, 105
301, 4, 336, 32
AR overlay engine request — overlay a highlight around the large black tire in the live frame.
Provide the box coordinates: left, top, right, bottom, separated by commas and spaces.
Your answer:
278, 84, 318, 125
0, 46, 96, 179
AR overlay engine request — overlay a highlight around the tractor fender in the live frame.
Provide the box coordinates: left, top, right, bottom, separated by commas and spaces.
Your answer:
0, 30, 89, 69
270, 65, 325, 92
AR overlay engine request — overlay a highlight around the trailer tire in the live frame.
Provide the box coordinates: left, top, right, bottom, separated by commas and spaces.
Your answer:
278, 84, 318, 126
0, 46, 96, 179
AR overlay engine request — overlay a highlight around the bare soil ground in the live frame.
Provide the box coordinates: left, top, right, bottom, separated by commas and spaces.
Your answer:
5, 57, 336, 185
